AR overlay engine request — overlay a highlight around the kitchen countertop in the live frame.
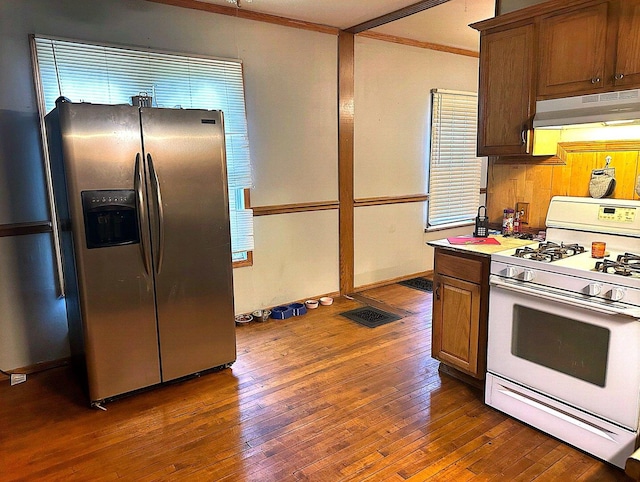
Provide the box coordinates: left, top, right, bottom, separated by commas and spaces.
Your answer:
427, 234, 538, 256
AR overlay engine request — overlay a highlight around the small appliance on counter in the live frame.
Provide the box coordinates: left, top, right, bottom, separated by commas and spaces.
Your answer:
474, 206, 489, 237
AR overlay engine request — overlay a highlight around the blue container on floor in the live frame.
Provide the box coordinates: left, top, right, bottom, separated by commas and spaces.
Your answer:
271, 306, 293, 319
289, 303, 307, 316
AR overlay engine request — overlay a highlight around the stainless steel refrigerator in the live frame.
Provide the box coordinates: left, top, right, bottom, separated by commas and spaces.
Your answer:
45, 100, 236, 405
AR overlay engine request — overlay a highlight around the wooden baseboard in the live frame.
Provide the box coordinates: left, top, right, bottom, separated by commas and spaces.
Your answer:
353, 271, 434, 293
0, 357, 70, 380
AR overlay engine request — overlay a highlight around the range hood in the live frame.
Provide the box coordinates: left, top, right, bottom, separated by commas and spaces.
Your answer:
533, 88, 640, 129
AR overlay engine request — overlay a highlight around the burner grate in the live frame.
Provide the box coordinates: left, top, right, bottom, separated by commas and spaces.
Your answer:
513, 242, 586, 262
618, 253, 640, 265
595, 256, 640, 276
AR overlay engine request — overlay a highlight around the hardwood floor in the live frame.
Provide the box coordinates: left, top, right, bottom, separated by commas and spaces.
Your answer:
0, 284, 631, 481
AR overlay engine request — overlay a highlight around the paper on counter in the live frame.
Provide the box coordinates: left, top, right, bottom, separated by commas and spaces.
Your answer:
447, 236, 501, 245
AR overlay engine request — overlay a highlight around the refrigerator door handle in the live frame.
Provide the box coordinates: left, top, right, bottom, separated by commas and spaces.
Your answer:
134, 153, 152, 276
147, 153, 165, 274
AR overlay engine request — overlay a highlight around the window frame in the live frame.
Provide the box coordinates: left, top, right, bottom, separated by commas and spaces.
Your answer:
426, 89, 483, 231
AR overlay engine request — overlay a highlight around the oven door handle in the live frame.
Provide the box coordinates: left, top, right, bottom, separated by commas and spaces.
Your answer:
490, 275, 640, 319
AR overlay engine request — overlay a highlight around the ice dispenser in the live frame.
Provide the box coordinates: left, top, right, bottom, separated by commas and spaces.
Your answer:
81, 190, 139, 249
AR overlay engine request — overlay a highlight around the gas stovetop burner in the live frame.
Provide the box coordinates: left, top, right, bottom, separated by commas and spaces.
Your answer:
594, 257, 640, 277
513, 241, 586, 262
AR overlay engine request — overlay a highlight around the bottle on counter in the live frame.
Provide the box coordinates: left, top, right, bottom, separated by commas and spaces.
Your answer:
514, 210, 521, 233
502, 208, 515, 235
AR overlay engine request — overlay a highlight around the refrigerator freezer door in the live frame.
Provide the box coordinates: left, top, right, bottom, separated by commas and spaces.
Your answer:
140, 108, 236, 381
56, 103, 161, 401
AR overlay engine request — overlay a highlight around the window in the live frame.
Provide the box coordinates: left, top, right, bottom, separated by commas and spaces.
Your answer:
32, 36, 253, 263
427, 89, 482, 229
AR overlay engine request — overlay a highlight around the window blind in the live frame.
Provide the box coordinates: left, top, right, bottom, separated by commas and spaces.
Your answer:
33, 36, 253, 257
427, 89, 482, 228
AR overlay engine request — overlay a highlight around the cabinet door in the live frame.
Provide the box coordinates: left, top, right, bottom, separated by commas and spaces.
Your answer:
538, 2, 610, 97
614, 0, 640, 88
432, 274, 481, 376
477, 24, 535, 156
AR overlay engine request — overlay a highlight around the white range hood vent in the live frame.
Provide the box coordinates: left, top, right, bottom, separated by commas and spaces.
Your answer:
533, 89, 640, 129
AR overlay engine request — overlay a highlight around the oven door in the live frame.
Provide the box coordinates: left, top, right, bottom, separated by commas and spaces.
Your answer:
487, 275, 640, 430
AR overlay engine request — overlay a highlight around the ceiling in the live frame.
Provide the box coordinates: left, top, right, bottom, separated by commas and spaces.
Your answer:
194, 0, 496, 52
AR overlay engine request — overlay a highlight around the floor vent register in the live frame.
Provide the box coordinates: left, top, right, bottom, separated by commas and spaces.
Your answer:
398, 277, 433, 292
340, 307, 402, 328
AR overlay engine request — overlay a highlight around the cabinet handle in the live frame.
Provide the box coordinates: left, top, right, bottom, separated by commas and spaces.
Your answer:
520, 124, 527, 146
435, 282, 441, 300
591, 77, 601, 84
614, 73, 625, 81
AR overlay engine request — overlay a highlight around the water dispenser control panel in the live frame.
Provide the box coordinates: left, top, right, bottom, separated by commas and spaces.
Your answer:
81, 190, 139, 249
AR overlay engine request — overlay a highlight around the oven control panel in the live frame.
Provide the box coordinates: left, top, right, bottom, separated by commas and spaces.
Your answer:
598, 205, 636, 223
546, 196, 640, 236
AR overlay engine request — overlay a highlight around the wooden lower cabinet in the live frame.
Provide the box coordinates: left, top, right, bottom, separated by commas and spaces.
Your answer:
432, 248, 490, 381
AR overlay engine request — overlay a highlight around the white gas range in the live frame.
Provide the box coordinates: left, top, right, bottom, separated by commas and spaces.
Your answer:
485, 196, 640, 469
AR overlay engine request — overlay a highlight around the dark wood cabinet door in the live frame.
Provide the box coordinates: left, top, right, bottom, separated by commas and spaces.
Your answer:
538, 2, 610, 97
614, 0, 640, 88
477, 23, 535, 156
432, 273, 481, 376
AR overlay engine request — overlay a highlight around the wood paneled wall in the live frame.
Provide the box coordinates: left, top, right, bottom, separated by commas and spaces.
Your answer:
487, 141, 640, 229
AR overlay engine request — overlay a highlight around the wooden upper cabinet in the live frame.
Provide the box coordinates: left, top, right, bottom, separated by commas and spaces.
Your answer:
472, 0, 640, 157
614, 0, 640, 88
538, 3, 609, 97
477, 23, 535, 156
538, 0, 640, 98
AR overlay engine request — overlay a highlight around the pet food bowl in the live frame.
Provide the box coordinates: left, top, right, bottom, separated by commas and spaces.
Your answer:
319, 296, 333, 306
289, 302, 307, 316
271, 306, 293, 319
252, 309, 271, 322
305, 299, 319, 309
235, 314, 253, 325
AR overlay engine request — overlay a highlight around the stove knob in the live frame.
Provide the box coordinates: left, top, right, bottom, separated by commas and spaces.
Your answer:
504, 266, 518, 278
586, 283, 602, 296
607, 287, 625, 301
521, 269, 535, 282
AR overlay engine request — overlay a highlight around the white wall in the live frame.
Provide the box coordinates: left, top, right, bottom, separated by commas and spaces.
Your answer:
0, 236, 68, 368
233, 211, 339, 311
353, 37, 481, 287
225, 12, 340, 313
